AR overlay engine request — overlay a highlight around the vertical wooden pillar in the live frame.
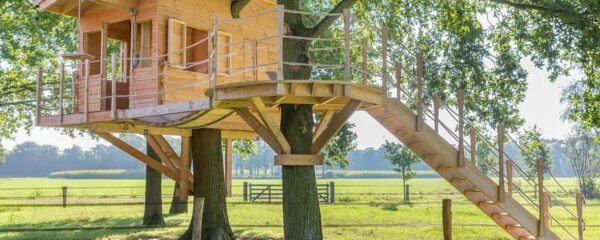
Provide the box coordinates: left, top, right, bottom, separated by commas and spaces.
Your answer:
329, 181, 335, 203
343, 9, 352, 82
443, 199, 452, 240
180, 136, 190, 200
35, 68, 43, 126
395, 63, 402, 100
225, 138, 233, 197
470, 128, 477, 164
457, 89, 465, 168
84, 59, 90, 123
361, 39, 368, 85
62, 186, 67, 208
433, 95, 441, 133
276, 5, 285, 81
111, 54, 117, 120
506, 160, 513, 198
212, 17, 219, 88
192, 197, 205, 240
497, 123, 505, 203
251, 40, 258, 81
381, 26, 388, 95
537, 158, 547, 237
416, 53, 424, 132
576, 193, 585, 240
59, 63, 65, 123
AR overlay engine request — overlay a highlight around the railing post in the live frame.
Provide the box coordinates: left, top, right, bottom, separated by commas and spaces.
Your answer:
497, 123, 505, 203
329, 181, 335, 203
343, 8, 352, 82
212, 17, 219, 88
62, 186, 67, 208
470, 128, 477, 164
251, 40, 258, 81
416, 53, 424, 132
243, 181, 248, 202
361, 39, 368, 85
381, 26, 388, 95
537, 158, 547, 237
433, 95, 440, 133
457, 89, 465, 168
542, 191, 550, 226
59, 63, 65, 124
443, 199, 452, 240
276, 5, 285, 81
395, 63, 402, 100
35, 68, 43, 126
506, 160, 513, 198
576, 193, 585, 240
111, 54, 117, 120
84, 59, 90, 123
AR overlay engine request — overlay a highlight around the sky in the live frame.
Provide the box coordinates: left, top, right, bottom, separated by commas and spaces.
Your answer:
3, 60, 573, 151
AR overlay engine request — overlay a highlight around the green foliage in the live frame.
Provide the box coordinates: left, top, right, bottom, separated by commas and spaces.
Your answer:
320, 114, 358, 169
518, 126, 552, 177
232, 139, 257, 161
564, 125, 600, 198
0, 141, 4, 166
383, 141, 420, 186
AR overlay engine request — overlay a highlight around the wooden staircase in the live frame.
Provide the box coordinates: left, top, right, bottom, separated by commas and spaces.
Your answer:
367, 98, 560, 240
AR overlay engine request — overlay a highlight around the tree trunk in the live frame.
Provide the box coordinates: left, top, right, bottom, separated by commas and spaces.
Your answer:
143, 142, 166, 227
180, 129, 234, 240
170, 153, 192, 214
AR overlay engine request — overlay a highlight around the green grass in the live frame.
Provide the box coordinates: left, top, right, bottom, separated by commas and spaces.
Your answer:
0, 178, 597, 239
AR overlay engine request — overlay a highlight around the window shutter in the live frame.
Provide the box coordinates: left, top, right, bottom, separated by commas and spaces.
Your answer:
168, 18, 186, 67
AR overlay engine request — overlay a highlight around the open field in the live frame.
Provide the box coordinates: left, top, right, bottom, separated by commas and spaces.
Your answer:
0, 178, 597, 240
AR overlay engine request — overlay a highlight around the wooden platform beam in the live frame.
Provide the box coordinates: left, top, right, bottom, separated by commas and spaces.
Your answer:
311, 99, 362, 154
274, 154, 324, 166
91, 122, 192, 136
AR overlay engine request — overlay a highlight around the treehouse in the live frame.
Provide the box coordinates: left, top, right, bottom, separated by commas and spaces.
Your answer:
32, 1, 579, 239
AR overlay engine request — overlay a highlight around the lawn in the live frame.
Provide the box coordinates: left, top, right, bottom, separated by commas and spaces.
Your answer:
0, 178, 597, 239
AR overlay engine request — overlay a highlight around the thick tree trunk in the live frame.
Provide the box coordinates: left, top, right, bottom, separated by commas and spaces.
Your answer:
143, 142, 166, 227
180, 129, 234, 240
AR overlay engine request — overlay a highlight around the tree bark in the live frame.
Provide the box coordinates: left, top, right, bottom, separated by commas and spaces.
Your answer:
143, 142, 166, 227
170, 154, 192, 215
180, 129, 234, 240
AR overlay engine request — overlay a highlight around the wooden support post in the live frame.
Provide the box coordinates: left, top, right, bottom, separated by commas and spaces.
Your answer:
62, 186, 67, 208
443, 199, 452, 240
470, 128, 477, 164
416, 53, 424, 132
276, 5, 284, 81
433, 95, 441, 133
497, 123, 506, 203
506, 160, 513, 198
329, 182, 335, 203
457, 89, 465, 168
343, 9, 352, 82
111, 54, 117, 120
361, 39, 368, 85
192, 197, 205, 240
84, 59, 90, 123
576, 193, 585, 240
395, 63, 402, 100
250, 97, 291, 154
225, 138, 233, 197
381, 26, 388, 95
35, 68, 43, 126
180, 136, 191, 200
251, 40, 258, 81
542, 191, 550, 227
537, 158, 546, 237
59, 63, 65, 123
212, 17, 219, 88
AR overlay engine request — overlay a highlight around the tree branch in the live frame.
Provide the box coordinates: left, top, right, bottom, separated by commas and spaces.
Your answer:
310, 0, 358, 37
489, 0, 577, 18
231, 0, 252, 18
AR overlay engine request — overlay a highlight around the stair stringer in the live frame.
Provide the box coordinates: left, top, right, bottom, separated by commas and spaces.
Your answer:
367, 98, 560, 240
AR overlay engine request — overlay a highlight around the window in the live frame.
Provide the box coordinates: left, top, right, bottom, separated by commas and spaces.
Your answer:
83, 31, 102, 75
186, 26, 209, 73
135, 21, 152, 68
168, 18, 186, 68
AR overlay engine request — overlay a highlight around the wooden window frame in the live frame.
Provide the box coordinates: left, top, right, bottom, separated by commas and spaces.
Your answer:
168, 18, 187, 69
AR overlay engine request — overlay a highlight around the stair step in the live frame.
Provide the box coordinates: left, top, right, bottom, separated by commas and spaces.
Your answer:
517, 236, 536, 240
422, 154, 439, 161
464, 190, 488, 202
408, 142, 425, 148
382, 115, 396, 121
451, 178, 473, 191
478, 200, 496, 207
491, 212, 517, 226
505, 224, 531, 237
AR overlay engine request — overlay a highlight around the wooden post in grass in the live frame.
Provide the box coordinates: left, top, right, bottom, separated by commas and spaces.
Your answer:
576, 193, 585, 240
404, 185, 410, 202
443, 199, 452, 240
497, 123, 506, 203
192, 197, 205, 240
62, 186, 67, 208
329, 182, 335, 203
243, 181, 248, 202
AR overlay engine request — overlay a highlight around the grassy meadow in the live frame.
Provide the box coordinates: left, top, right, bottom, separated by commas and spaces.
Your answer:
0, 178, 597, 240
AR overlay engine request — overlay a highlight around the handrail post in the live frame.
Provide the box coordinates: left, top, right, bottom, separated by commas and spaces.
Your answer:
84, 59, 90, 123
343, 9, 352, 82
576, 193, 585, 240
457, 89, 465, 168
251, 40, 258, 81
506, 159, 513, 198
470, 128, 477, 164
537, 158, 547, 237
111, 54, 117, 120
381, 26, 388, 95
212, 17, 219, 88
361, 39, 368, 85
59, 63, 65, 124
395, 63, 402, 100
35, 68, 43, 126
416, 53, 424, 132
276, 5, 285, 81
497, 123, 505, 203
433, 95, 440, 133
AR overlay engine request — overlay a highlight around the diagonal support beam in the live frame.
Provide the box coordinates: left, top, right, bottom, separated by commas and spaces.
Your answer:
96, 132, 193, 192
154, 135, 182, 170
313, 110, 334, 143
249, 97, 291, 154
144, 135, 178, 171
311, 99, 362, 154
236, 108, 284, 154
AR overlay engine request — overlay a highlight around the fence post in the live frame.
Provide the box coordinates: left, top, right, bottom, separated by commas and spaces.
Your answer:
62, 186, 67, 208
457, 89, 465, 168
395, 63, 402, 100
443, 199, 452, 240
470, 128, 477, 164
35, 68, 43, 126
243, 181, 248, 202
59, 63, 65, 124
361, 39, 368, 85
416, 53, 424, 132
537, 158, 547, 237
343, 9, 352, 82
249, 182, 252, 202
497, 123, 505, 203
433, 95, 440, 133
506, 160, 513, 199
325, 183, 330, 203
251, 40, 258, 81
576, 193, 585, 240
276, 5, 285, 81
268, 185, 272, 203
84, 59, 90, 123
329, 182, 335, 203
111, 54, 117, 120
192, 197, 205, 240
381, 26, 388, 95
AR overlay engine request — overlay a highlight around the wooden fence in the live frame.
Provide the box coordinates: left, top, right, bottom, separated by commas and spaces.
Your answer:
243, 182, 335, 203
